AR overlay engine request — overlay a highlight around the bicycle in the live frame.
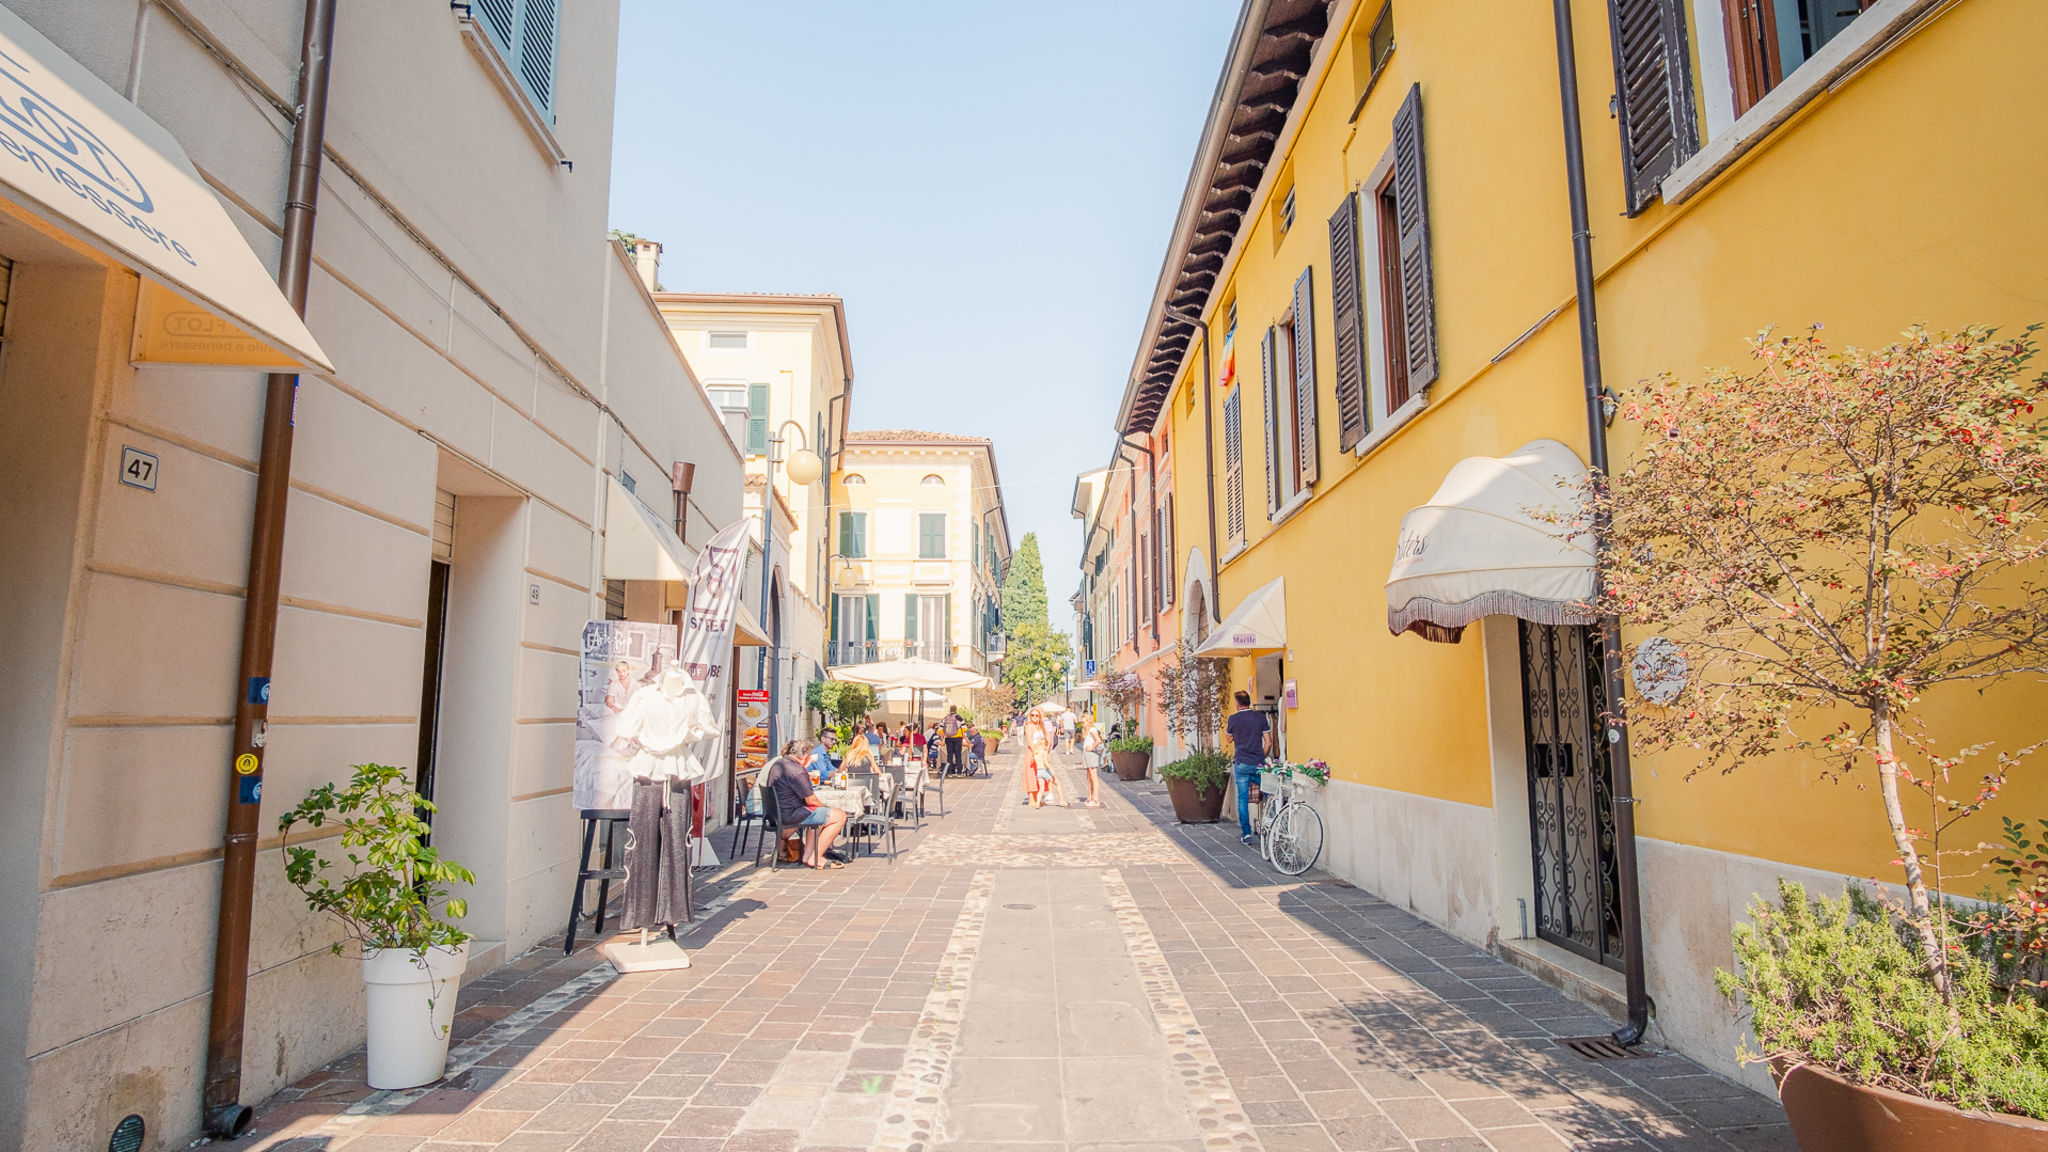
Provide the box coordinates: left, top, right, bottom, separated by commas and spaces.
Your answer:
1253, 762, 1325, 877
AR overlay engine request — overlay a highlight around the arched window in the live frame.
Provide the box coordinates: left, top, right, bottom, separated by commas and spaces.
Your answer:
842, 474, 866, 485
921, 474, 945, 486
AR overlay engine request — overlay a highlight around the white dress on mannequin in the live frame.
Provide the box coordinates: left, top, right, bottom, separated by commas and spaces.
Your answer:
616, 665, 719, 784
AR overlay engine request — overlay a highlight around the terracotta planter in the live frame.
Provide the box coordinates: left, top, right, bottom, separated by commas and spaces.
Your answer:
1776, 1062, 2048, 1151
1111, 749, 1150, 780
987, 737, 1001, 755
1163, 777, 1227, 823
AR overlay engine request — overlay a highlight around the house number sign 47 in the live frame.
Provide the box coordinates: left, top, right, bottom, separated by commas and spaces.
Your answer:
119, 446, 158, 491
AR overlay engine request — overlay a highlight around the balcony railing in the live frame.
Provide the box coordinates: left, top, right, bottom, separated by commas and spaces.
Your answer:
831, 641, 959, 666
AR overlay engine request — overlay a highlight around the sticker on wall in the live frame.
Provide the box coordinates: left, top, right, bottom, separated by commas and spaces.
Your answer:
238, 776, 261, 804
118, 446, 158, 491
1282, 679, 1299, 709
234, 752, 260, 776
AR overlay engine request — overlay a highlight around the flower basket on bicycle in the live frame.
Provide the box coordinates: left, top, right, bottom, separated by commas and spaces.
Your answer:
1252, 761, 1327, 876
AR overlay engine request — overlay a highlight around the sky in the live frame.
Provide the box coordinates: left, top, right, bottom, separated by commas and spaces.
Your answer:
607, 0, 1242, 615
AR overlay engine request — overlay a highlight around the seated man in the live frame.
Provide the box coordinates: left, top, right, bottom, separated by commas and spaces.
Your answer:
968, 725, 987, 765
764, 740, 846, 869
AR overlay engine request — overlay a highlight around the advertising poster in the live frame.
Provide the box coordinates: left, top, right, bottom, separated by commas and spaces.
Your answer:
575, 620, 680, 810
735, 689, 770, 776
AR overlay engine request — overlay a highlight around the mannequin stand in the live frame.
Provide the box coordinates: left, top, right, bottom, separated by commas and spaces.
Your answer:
597, 925, 692, 972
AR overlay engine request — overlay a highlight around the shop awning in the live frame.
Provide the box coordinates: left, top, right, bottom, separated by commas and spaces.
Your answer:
0, 8, 331, 371
1191, 577, 1286, 658
1385, 438, 1597, 644
732, 602, 769, 649
602, 475, 696, 583
829, 658, 990, 691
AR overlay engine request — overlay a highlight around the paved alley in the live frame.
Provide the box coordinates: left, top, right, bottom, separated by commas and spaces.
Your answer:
242, 745, 1794, 1152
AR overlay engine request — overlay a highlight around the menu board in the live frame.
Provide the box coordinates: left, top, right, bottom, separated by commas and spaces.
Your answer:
736, 689, 770, 775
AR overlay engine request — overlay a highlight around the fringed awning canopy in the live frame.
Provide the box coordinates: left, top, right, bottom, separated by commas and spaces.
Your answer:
1385, 440, 1597, 644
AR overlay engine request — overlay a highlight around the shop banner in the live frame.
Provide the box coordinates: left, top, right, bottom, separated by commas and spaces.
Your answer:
575, 620, 680, 810
676, 518, 755, 788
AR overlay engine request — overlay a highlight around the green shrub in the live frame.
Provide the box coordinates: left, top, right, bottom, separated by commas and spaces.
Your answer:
1107, 735, 1153, 754
1158, 750, 1230, 792
1718, 880, 2048, 1118
280, 763, 474, 957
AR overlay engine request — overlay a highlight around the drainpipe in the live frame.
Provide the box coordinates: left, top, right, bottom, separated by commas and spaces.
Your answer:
1162, 307, 1221, 626
1117, 433, 1159, 649
203, 0, 339, 1136
1552, 0, 1649, 1047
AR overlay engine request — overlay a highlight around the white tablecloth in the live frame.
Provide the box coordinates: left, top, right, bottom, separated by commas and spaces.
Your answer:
812, 785, 873, 815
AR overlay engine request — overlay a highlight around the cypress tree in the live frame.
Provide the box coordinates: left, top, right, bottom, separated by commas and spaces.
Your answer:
998, 532, 1048, 632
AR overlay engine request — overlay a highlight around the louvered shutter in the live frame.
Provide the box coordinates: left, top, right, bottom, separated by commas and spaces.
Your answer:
830, 594, 842, 648
1390, 85, 1441, 391
1261, 327, 1282, 515
474, 0, 560, 123
1328, 193, 1369, 451
1223, 391, 1245, 546
1608, 0, 1699, 216
1292, 267, 1320, 487
865, 594, 880, 643
747, 384, 769, 456
904, 594, 919, 643
1162, 494, 1176, 605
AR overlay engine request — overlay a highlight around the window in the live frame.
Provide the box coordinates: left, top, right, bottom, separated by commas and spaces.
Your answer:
1374, 173, 1411, 413
1719, 0, 1873, 116
833, 593, 879, 655
921, 474, 945, 486
1328, 193, 1370, 451
837, 510, 868, 558
1260, 264, 1320, 516
746, 383, 768, 456
842, 474, 866, 485
1352, 4, 1397, 112
708, 331, 748, 350
905, 593, 952, 656
1223, 389, 1245, 548
1361, 85, 1439, 423
468, 0, 560, 123
918, 513, 947, 559
1280, 187, 1297, 235
619, 471, 636, 494
706, 384, 748, 412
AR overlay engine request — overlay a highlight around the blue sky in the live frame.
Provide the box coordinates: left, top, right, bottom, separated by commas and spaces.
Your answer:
608, 0, 1241, 613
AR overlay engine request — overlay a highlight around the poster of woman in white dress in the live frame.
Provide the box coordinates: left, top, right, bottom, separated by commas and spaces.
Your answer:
575, 621, 679, 810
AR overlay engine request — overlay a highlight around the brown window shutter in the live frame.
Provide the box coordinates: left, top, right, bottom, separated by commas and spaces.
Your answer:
1390, 84, 1441, 391
1608, 0, 1700, 215
1162, 494, 1176, 605
1292, 266, 1320, 487
1327, 193, 1368, 451
1261, 326, 1283, 515
1223, 391, 1245, 546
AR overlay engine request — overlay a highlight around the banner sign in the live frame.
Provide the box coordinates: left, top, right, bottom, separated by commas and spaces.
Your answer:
677, 519, 755, 786
575, 620, 680, 810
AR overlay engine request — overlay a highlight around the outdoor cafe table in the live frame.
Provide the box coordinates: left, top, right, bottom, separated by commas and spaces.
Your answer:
812, 784, 873, 816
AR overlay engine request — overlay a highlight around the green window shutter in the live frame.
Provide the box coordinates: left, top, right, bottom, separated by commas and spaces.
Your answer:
904, 594, 919, 641
865, 594, 879, 641
919, 513, 946, 558
830, 594, 842, 646
839, 511, 866, 558
941, 593, 952, 652
747, 383, 769, 456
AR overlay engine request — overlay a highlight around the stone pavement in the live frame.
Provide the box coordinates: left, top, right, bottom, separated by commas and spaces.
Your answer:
238, 742, 1795, 1152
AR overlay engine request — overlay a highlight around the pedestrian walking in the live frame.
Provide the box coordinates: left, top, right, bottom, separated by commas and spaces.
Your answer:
1059, 708, 1076, 754
1226, 690, 1274, 844
941, 705, 965, 775
1040, 709, 1059, 757
1078, 716, 1105, 807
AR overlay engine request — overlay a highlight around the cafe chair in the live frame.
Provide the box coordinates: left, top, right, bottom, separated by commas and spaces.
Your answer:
753, 785, 815, 871
843, 771, 898, 862
729, 771, 767, 859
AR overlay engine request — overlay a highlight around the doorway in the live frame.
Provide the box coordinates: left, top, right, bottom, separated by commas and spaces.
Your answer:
1516, 621, 1624, 971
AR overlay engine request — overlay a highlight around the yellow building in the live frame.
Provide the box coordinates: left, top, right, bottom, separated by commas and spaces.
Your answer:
829, 431, 1011, 719
1125, 0, 2048, 1087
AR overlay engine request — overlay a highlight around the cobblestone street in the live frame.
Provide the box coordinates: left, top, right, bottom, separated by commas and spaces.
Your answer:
243, 745, 1794, 1152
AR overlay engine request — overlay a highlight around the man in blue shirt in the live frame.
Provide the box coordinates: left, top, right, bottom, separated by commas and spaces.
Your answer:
1225, 690, 1274, 845
806, 737, 836, 782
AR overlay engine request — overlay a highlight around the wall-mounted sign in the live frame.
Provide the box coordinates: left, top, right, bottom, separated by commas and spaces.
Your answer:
118, 446, 157, 490
1231, 631, 1257, 646
1630, 636, 1688, 705
1282, 679, 1298, 709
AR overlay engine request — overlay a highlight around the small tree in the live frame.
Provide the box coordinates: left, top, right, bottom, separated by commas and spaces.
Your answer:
1158, 641, 1231, 752
1097, 665, 1148, 731
973, 682, 1020, 725
805, 679, 876, 732
1002, 619, 1071, 705
1594, 326, 2048, 995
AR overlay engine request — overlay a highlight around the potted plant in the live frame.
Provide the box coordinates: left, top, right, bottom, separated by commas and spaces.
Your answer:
280, 763, 476, 1090
1108, 735, 1154, 781
1593, 328, 2048, 1142
1159, 750, 1231, 822
974, 683, 1019, 753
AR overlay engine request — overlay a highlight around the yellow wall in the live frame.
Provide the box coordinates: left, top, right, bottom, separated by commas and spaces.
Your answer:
1172, 0, 2048, 878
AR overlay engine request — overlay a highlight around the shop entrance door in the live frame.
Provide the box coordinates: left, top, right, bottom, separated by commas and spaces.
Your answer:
1517, 621, 1624, 971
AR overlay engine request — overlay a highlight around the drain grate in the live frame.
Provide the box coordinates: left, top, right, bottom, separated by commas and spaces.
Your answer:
1560, 1036, 1647, 1062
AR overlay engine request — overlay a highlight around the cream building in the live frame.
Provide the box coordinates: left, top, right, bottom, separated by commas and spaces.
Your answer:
650, 289, 852, 747
830, 431, 1011, 716
0, 3, 741, 1148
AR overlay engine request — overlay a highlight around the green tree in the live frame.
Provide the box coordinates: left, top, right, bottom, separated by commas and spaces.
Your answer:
1001, 619, 1070, 706
999, 532, 1048, 632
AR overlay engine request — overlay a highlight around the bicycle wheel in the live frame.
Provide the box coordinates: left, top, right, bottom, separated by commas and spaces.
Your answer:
1267, 803, 1324, 876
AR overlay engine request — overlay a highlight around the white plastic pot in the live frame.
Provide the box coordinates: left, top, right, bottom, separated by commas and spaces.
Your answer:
362, 940, 468, 1089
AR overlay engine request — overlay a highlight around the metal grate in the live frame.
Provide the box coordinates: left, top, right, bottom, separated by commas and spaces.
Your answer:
1560, 1036, 1647, 1062
109, 1114, 145, 1152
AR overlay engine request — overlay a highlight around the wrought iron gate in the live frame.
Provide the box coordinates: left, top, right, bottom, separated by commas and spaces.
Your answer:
1518, 621, 1625, 970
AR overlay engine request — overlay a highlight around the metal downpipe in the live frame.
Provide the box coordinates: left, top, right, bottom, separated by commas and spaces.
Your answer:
202, 0, 339, 1135
1552, 0, 1650, 1046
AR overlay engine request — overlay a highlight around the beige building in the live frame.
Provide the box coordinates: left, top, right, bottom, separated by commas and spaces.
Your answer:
0, 3, 741, 1148
830, 431, 1011, 715
650, 288, 853, 747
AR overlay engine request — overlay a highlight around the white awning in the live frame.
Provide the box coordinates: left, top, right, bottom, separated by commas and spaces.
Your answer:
830, 658, 990, 691
1191, 577, 1286, 658
0, 8, 331, 371
602, 475, 696, 583
732, 601, 768, 649
1385, 438, 1597, 644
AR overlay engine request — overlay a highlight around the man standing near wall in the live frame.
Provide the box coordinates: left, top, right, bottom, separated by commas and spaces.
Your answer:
1226, 690, 1273, 846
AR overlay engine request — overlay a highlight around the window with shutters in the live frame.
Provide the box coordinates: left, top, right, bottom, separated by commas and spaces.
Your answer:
1223, 389, 1246, 551
1608, 0, 1701, 214
1359, 86, 1439, 432
837, 511, 867, 558
1260, 267, 1321, 520
918, 513, 947, 559
745, 383, 769, 456
466, 0, 561, 125
1328, 193, 1370, 452
1697, 0, 1874, 120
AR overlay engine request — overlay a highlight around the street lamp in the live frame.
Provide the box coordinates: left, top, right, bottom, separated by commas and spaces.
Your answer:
757, 420, 820, 761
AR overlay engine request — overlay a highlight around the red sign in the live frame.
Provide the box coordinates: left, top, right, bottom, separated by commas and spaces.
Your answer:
736, 689, 769, 703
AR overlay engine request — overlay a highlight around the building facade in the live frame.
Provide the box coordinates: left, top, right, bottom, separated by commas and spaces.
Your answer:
0, 3, 742, 1148
830, 431, 1010, 717
1119, 0, 2048, 1090
652, 290, 854, 745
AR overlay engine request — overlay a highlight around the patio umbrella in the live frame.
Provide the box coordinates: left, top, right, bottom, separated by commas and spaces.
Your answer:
831, 658, 991, 732
1036, 700, 1073, 714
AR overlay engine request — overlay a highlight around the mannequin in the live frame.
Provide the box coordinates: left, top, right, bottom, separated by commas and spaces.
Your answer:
618, 664, 718, 932
616, 664, 718, 782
